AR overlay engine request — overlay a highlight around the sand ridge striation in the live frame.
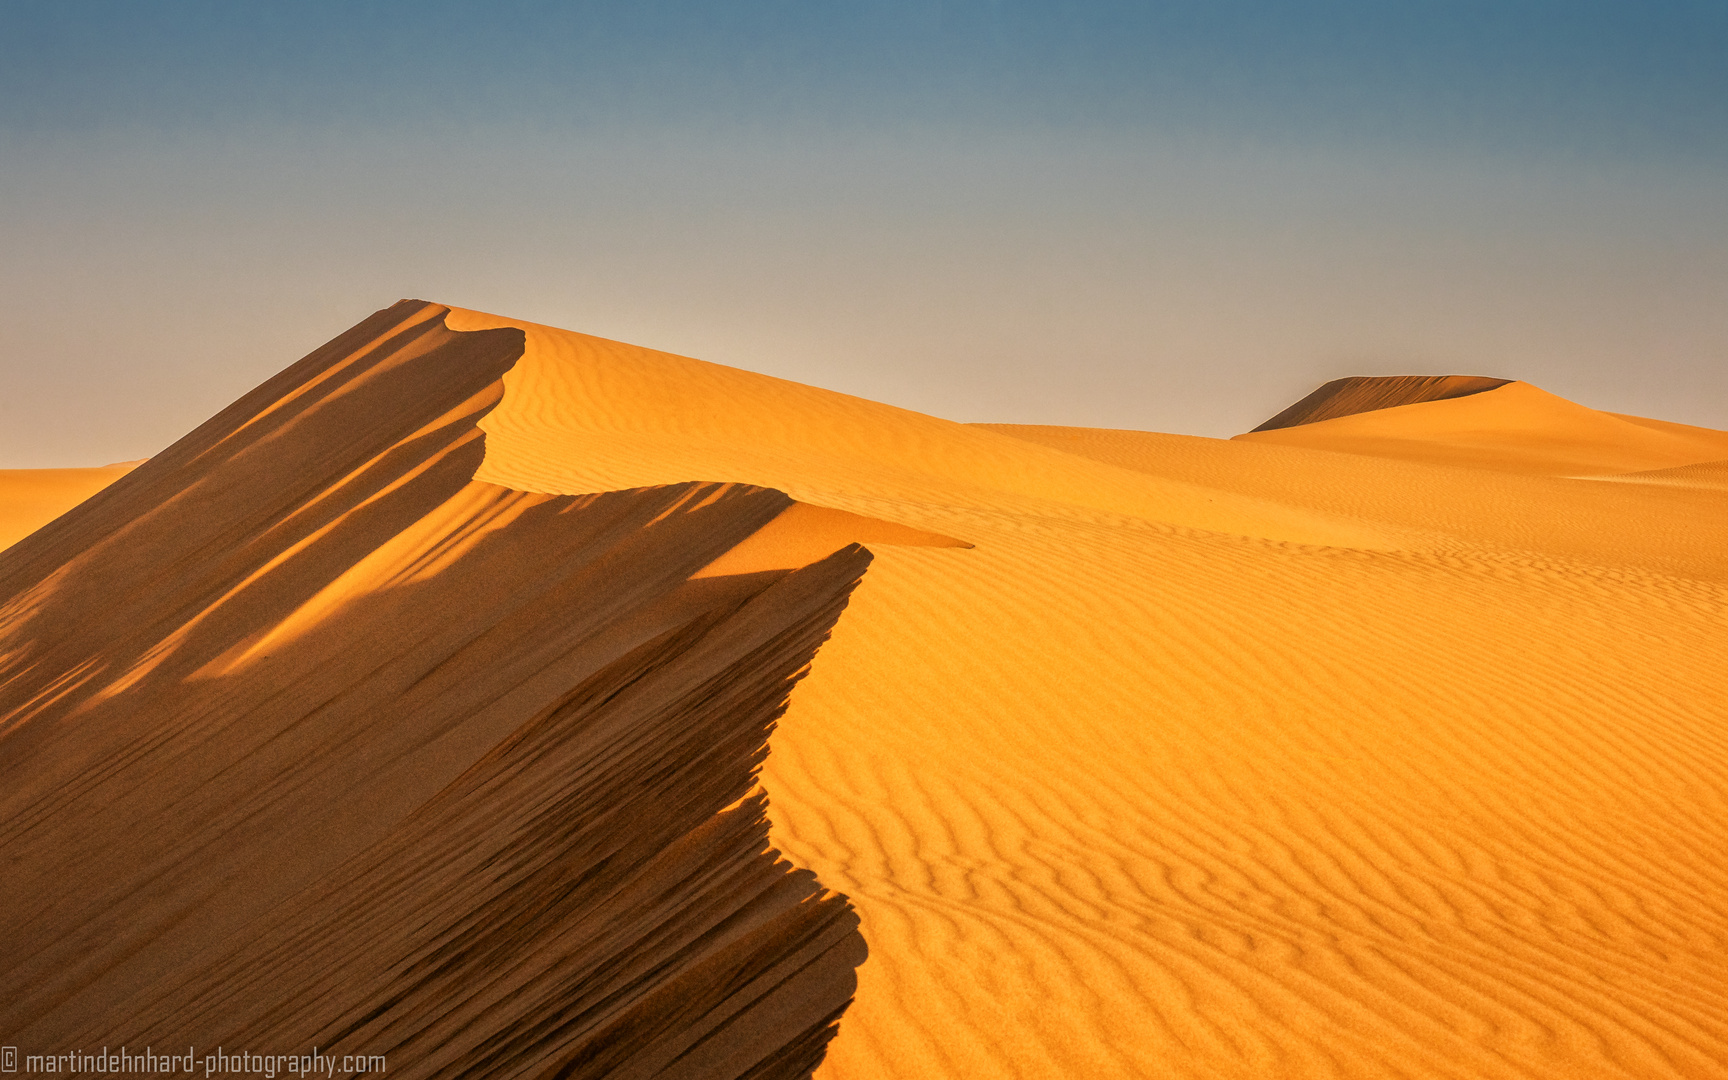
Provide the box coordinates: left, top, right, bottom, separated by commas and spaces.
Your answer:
0, 301, 873, 1079
3, 306, 1726, 1080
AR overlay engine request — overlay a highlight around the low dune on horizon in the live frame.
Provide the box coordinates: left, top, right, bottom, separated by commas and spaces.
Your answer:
2, 301, 1725, 1080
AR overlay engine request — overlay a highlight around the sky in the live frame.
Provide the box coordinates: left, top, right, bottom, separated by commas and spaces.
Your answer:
2, 1, 1725, 467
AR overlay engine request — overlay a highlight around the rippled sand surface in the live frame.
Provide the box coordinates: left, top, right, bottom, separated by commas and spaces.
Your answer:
449, 307, 1728, 1080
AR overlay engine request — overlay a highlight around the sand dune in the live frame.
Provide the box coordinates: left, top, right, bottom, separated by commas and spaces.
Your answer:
1235, 379, 1728, 476
0, 303, 868, 1078
978, 423, 1728, 581
0, 462, 138, 550
1250, 375, 1511, 432
435, 308, 1726, 1079
4, 303, 1726, 1080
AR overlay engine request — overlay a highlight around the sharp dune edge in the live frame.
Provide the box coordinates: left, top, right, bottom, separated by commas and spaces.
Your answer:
1235, 379, 1728, 477
0, 302, 872, 1079
3, 301, 1728, 1080
1248, 375, 1512, 432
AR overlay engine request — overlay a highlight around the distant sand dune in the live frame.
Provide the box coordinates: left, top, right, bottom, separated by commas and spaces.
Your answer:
0, 463, 137, 550
1235, 380, 1728, 476
432, 308, 1726, 1079
4, 305, 1725, 1080
1250, 375, 1511, 432
980, 423, 1728, 581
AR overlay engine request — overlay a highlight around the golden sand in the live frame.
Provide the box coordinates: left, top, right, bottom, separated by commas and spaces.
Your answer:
434, 308, 1728, 1080
0, 463, 138, 550
0, 305, 866, 1073
6, 306, 1723, 1078
1235, 380, 1728, 476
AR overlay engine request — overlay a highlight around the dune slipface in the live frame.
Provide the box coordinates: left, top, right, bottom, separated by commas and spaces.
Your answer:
6, 305, 1728, 1080
1237, 379, 1728, 476
0, 301, 868, 1079
441, 308, 1728, 1080
1248, 375, 1511, 432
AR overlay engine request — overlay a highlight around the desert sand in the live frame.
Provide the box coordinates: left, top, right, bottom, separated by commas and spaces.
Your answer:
0, 462, 139, 550
3, 305, 1725, 1079
1235, 379, 1728, 476
1249, 375, 1512, 432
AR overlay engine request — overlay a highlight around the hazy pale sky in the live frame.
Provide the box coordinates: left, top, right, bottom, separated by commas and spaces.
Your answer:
2, 1, 1725, 467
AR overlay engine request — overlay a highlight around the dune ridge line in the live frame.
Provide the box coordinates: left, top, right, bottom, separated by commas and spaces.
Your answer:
0, 300, 875, 1079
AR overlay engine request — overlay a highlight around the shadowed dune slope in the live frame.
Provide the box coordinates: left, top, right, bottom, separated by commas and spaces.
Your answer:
1236, 379, 1728, 476
0, 463, 139, 551
0, 301, 869, 1079
1250, 375, 1511, 432
432, 307, 1728, 1080
7, 304, 1728, 1080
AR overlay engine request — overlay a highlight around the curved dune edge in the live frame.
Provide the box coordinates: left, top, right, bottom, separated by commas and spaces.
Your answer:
435, 307, 1728, 1080
7, 302, 1728, 1080
0, 301, 872, 1078
1236, 380, 1728, 477
443, 307, 1413, 553
1250, 374, 1511, 432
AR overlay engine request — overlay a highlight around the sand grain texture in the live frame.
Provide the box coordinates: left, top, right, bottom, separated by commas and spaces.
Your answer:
4, 304, 1726, 1080
442, 309, 1728, 1080
0, 302, 869, 1079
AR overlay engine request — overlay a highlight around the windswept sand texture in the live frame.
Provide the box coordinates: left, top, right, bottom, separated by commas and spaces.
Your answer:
0, 302, 869, 1079
5, 303, 1727, 1080
441, 308, 1728, 1080
1595, 458, 1728, 492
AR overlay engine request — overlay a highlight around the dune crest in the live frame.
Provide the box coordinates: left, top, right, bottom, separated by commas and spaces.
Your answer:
1236, 379, 1728, 476
696, 502, 971, 579
6, 306, 1727, 1080
428, 309, 1728, 1079
0, 301, 869, 1078
444, 307, 1409, 551
1250, 374, 1511, 432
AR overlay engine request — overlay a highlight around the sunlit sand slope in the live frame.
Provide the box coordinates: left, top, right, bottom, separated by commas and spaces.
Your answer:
0, 301, 868, 1079
1251, 375, 1510, 432
445, 309, 1407, 552
0, 463, 138, 550
443, 307, 1728, 1080
1595, 457, 1728, 492
981, 424, 1727, 581
1236, 380, 1728, 476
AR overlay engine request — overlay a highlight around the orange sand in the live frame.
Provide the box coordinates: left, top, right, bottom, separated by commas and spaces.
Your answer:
0, 463, 138, 550
0, 305, 866, 1074
1235, 380, 1728, 476
1592, 458, 1728, 493
443, 308, 1728, 1079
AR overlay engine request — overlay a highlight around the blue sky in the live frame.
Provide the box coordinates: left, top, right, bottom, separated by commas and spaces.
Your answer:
2, 1, 1725, 464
